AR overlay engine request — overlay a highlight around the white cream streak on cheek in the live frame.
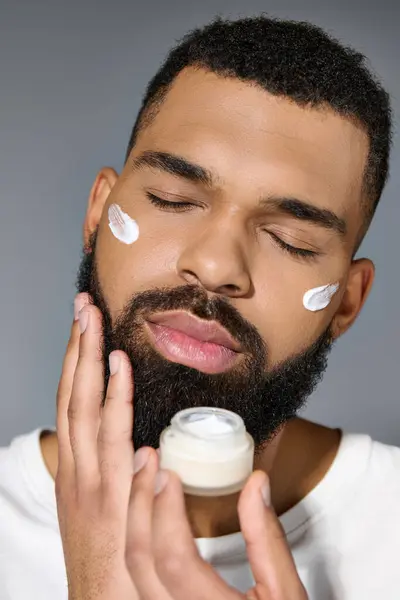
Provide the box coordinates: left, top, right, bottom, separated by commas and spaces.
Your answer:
303, 283, 339, 312
108, 203, 139, 244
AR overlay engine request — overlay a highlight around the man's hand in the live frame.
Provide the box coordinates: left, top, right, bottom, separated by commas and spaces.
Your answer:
56, 292, 308, 600
55, 293, 138, 600
126, 452, 308, 600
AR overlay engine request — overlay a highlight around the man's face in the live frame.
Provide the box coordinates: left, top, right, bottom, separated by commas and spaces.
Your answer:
78, 68, 371, 450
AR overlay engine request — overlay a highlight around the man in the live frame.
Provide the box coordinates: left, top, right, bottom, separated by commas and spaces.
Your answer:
0, 14, 398, 600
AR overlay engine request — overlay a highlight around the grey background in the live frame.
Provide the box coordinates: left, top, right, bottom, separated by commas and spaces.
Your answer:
0, 0, 398, 446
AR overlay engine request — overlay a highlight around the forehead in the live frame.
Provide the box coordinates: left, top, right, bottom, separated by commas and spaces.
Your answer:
136, 68, 369, 226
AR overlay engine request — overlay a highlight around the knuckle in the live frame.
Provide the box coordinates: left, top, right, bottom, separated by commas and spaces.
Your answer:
68, 432, 79, 457
67, 404, 78, 421
78, 342, 86, 361
104, 388, 118, 406
159, 553, 185, 579
156, 545, 189, 580
120, 425, 134, 440
99, 458, 119, 480
97, 426, 114, 448
125, 543, 148, 573
97, 419, 132, 453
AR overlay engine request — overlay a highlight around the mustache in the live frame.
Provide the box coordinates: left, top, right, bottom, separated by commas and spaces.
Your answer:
77, 239, 333, 450
115, 284, 267, 358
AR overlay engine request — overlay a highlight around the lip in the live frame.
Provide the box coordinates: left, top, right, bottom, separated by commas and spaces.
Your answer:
144, 311, 241, 374
146, 311, 241, 352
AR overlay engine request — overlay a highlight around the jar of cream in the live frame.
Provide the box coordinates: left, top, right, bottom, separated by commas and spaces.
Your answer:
159, 407, 254, 497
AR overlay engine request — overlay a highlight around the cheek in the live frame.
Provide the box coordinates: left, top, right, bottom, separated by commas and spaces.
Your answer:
250, 263, 340, 364
96, 215, 181, 318
96, 200, 341, 358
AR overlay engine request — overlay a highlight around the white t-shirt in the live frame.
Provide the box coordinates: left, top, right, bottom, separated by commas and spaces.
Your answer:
0, 427, 399, 599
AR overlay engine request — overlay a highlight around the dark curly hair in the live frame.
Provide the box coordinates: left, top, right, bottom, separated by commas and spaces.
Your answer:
125, 15, 392, 235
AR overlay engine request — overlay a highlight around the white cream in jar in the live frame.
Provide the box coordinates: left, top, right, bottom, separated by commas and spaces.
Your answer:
159, 407, 254, 497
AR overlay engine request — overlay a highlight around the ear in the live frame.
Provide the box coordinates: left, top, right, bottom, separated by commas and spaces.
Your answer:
83, 167, 119, 247
331, 258, 374, 339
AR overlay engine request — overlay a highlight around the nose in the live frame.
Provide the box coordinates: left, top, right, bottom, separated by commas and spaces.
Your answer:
176, 222, 252, 298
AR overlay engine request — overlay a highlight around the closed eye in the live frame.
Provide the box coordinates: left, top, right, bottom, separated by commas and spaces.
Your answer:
146, 192, 195, 212
147, 192, 319, 261
268, 231, 319, 261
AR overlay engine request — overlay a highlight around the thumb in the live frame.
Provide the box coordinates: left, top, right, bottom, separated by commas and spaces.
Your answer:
238, 471, 307, 598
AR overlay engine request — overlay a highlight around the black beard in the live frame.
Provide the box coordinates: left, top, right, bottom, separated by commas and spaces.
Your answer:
76, 231, 334, 453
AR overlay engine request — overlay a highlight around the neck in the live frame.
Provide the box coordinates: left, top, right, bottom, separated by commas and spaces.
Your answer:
184, 491, 241, 538
40, 418, 341, 538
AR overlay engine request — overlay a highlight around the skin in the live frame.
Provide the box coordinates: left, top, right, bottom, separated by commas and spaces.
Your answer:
47, 67, 374, 597
55, 300, 308, 599
91, 68, 372, 358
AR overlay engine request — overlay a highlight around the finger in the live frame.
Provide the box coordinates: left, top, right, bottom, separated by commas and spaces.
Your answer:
68, 302, 104, 483
126, 448, 171, 600
98, 350, 135, 503
238, 471, 307, 598
151, 471, 242, 600
56, 293, 90, 477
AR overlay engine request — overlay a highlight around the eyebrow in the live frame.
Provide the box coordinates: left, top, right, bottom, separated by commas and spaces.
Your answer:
261, 196, 347, 237
131, 150, 347, 237
131, 150, 216, 188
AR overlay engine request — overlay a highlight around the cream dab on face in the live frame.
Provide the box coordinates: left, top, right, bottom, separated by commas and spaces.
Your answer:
108, 203, 139, 244
303, 283, 339, 312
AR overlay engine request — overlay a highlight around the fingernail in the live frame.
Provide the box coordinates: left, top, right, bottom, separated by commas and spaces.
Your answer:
78, 309, 89, 334
109, 353, 120, 376
154, 471, 169, 495
261, 478, 271, 506
134, 448, 149, 474
74, 295, 88, 321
